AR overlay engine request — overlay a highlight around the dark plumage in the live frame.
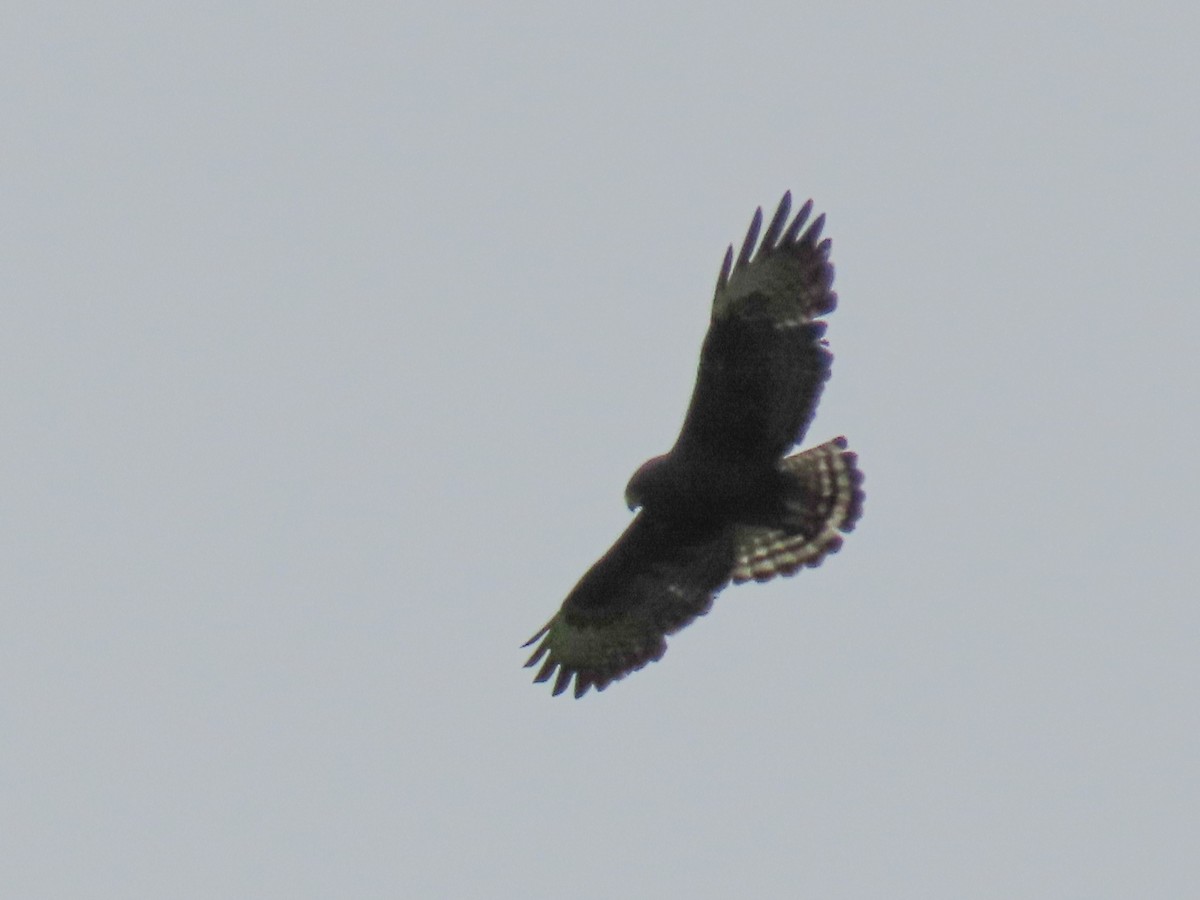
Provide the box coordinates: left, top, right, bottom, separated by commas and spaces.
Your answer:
524, 193, 864, 697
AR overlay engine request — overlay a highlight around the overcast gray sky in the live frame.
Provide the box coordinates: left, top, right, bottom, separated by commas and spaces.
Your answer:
4, 3, 1198, 897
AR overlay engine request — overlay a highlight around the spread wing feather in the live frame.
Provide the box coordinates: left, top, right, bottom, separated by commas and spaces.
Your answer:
674, 193, 836, 463
523, 515, 734, 697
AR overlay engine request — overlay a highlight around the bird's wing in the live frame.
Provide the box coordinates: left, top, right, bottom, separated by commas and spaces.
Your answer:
672, 193, 837, 464
523, 514, 734, 698
731, 438, 864, 583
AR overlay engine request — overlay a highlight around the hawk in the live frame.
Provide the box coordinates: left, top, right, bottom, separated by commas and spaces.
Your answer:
524, 192, 863, 697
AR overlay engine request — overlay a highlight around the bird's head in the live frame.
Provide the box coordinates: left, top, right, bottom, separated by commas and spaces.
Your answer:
624, 454, 670, 511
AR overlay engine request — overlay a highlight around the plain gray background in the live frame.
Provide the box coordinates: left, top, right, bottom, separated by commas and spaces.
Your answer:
4, 3, 1197, 897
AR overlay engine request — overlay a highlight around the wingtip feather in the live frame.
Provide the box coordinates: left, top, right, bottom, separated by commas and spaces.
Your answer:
757, 192, 792, 258
523, 642, 549, 668
804, 212, 826, 245
716, 245, 733, 293
573, 672, 596, 699
736, 207, 763, 269
521, 623, 550, 648
783, 199, 814, 244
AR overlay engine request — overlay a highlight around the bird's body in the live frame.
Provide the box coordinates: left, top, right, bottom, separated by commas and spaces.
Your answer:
626, 450, 781, 523
524, 193, 864, 697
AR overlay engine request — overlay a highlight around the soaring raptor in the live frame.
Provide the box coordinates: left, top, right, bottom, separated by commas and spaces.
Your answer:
524, 193, 863, 697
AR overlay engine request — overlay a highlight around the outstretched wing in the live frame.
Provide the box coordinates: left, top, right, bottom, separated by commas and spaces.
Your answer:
523, 514, 734, 698
672, 193, 836, 464
732, 437, 864, 583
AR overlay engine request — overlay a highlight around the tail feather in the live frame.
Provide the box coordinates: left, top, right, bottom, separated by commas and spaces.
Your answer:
731, 437, 863, 584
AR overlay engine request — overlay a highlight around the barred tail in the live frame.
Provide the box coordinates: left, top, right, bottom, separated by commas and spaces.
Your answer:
731, 437, 864, 584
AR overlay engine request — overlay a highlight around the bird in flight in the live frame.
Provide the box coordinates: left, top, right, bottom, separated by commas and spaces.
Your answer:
524, 192, 863, 697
